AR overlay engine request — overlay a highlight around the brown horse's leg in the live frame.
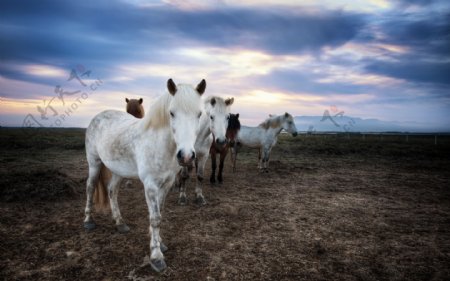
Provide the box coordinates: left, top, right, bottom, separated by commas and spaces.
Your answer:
230, 143, 237, 173
209, 150, 217, 184
218, 146, 229, 183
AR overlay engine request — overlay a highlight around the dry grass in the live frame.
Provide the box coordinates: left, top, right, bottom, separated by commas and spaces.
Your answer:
0, 128, 449, 280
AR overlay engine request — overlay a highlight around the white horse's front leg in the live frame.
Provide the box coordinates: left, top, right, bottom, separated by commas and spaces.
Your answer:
177, 167, 189, 205
143, 178, 166, 272
194, 155, 207, 205
258, 147, 263, 170
262, 146, 271, 172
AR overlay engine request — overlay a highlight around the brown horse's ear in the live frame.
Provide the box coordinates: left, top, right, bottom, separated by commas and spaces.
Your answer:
139, 98, 143, 104
167, 78, 177, 96
225, 97, 234, 106
196, 79, 206, 95
210, 97, 216, 107
125, 98, 129, 103
236, 113, 239, 119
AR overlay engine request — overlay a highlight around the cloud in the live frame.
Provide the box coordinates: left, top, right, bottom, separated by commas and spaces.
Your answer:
0, 0, 366, 66
365, 60, 450, 85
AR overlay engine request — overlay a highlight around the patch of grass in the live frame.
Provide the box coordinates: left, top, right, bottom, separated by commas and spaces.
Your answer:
0, 128, 85, 150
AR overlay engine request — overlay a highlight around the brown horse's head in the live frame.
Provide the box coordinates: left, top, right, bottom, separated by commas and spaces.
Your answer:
125, 98, 145, 118
226, 113, 241, 144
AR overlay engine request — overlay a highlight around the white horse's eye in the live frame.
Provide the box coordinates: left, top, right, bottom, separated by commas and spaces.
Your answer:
210, 116, 214, 120
170, 111, 175, 118
198, 112, 202, 118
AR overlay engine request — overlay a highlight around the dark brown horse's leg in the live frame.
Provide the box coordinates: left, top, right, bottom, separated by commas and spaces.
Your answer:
230, 143, 237, 173
210, 151, 217, 184
218, 146, 228, 183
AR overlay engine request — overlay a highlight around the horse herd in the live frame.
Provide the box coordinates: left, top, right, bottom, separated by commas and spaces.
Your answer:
84, 79, 298, 272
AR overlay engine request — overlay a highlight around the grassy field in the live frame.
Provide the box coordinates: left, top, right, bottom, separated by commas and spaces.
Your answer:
1, 128, 449, 280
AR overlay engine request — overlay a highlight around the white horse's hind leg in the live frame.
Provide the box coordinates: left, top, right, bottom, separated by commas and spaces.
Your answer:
108, 173, 129, 233
194, 155, 207, 205
143, 178, 166, 272
84, 158, 101, 230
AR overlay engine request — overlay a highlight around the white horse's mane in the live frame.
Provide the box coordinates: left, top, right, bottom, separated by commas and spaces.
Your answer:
258, 113, 293, 130
142, 84, 201, 130
203, 96, 230, 114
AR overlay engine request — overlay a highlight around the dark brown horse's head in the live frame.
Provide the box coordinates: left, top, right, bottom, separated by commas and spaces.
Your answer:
226, 113, 241, 144
125, 98, 145, 119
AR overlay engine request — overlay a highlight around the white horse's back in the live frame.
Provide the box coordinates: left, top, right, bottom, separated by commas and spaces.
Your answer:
237, 126, 265, 148
86, 110, 141, 178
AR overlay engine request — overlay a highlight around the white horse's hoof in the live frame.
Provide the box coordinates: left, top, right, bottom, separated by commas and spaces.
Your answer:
160, 242, 168, 253
177, 196, 187, 205
150, 259, 167, 273
194, 196, 206, 206
84, 221, 96, 231
116, 223, 130, 233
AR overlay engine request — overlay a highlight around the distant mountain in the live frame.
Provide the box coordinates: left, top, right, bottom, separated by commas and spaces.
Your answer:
294, 116, 449, 133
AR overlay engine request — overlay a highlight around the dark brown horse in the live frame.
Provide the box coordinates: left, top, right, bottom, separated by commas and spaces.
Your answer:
210, 113, 240, 184
125, 98, 145, 118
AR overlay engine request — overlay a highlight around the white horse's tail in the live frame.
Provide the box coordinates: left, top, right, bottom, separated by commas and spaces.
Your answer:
93, 164, 111, 212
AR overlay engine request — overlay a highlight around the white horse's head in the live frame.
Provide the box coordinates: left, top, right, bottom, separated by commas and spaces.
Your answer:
204, 97, 234, 146
281, 112, 298, 137
167, 79, 205, 166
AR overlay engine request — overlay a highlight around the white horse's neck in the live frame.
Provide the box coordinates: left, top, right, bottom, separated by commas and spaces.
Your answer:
259, 116, 284, 136
197, 113, 211, 140
140, 94, 171, 131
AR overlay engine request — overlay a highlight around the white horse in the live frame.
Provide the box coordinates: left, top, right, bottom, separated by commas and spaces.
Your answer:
83, 79, 206, 272
177, 96, 234, 205
233, 112, 298, 172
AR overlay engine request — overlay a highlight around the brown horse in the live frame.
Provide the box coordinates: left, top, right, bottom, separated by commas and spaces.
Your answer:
209, 113, 240, 184
125, 98, 145, 118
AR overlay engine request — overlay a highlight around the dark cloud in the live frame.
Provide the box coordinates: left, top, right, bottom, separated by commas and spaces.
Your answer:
365, 60, 450, 85
357, 3, 450, 86
0, 0, 366, 65
379, 13, 450, 56
251, 69, 371, 97
394, 0, 436, 7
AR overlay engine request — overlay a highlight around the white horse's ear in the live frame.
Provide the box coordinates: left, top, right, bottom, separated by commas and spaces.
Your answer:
210, 97, 216, 107
285, 112, 289, 117
139, 98, 143, 104
269, 114, 274, 117
225, 97, 234, 106
167, 79, 177, 96
196, 79, 206, 95
125, 98, 129, 103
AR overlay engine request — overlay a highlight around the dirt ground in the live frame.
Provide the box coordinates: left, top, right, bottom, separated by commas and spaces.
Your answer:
1, 128, 450, 281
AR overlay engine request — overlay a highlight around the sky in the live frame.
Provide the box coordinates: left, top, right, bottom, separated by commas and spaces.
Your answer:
0, 0, 449, 131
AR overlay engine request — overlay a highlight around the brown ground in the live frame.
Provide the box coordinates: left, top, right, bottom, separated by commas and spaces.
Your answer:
1, 128, 450, 281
